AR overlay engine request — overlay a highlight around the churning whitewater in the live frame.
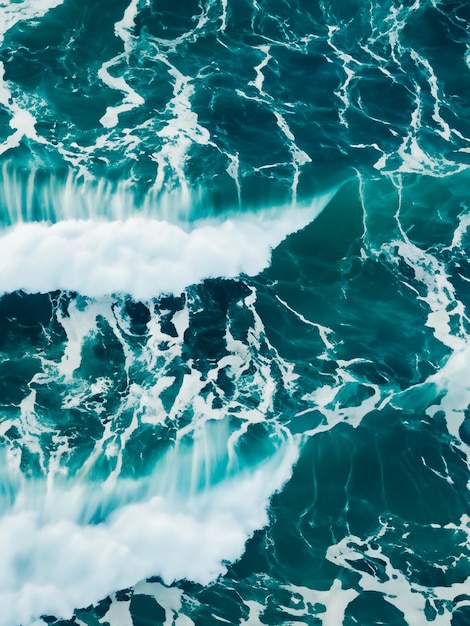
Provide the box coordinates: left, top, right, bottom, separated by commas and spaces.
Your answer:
0, 1, 469, 625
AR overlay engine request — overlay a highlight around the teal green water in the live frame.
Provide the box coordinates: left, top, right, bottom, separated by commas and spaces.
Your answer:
0, 1, 469, 625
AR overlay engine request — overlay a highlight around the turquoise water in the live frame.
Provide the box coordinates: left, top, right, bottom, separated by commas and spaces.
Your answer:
0, 1, 469, 625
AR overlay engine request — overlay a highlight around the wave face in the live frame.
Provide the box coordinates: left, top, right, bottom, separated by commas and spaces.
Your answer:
0, 1, 470, 625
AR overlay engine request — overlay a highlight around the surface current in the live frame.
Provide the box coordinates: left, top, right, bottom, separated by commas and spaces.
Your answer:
0, 1, 469, 625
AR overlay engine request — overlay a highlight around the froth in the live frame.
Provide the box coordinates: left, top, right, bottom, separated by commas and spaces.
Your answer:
0, 196, 335, 299
0, 436, 299, 626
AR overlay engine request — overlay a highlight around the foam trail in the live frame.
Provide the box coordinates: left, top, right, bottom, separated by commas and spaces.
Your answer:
150, 55, 214, 195
98, 0, 145, 128
326, 519, 470, 626
0, 0, 64, 153
424, 344, 470, 469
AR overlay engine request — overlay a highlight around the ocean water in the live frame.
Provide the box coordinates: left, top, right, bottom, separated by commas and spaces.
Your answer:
0, 1, 469, 625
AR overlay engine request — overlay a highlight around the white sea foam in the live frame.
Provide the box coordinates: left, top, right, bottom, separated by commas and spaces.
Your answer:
0, 0, 64, 154
0, 433, 299, 626
326, 519, 470, 626
425, 343, 470, 470
150, 56, 214, 195
0, 190, 337, 299
98, 0, 145, 128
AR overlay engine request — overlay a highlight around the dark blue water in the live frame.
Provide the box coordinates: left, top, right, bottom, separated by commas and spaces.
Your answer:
0, 1, 469, 625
